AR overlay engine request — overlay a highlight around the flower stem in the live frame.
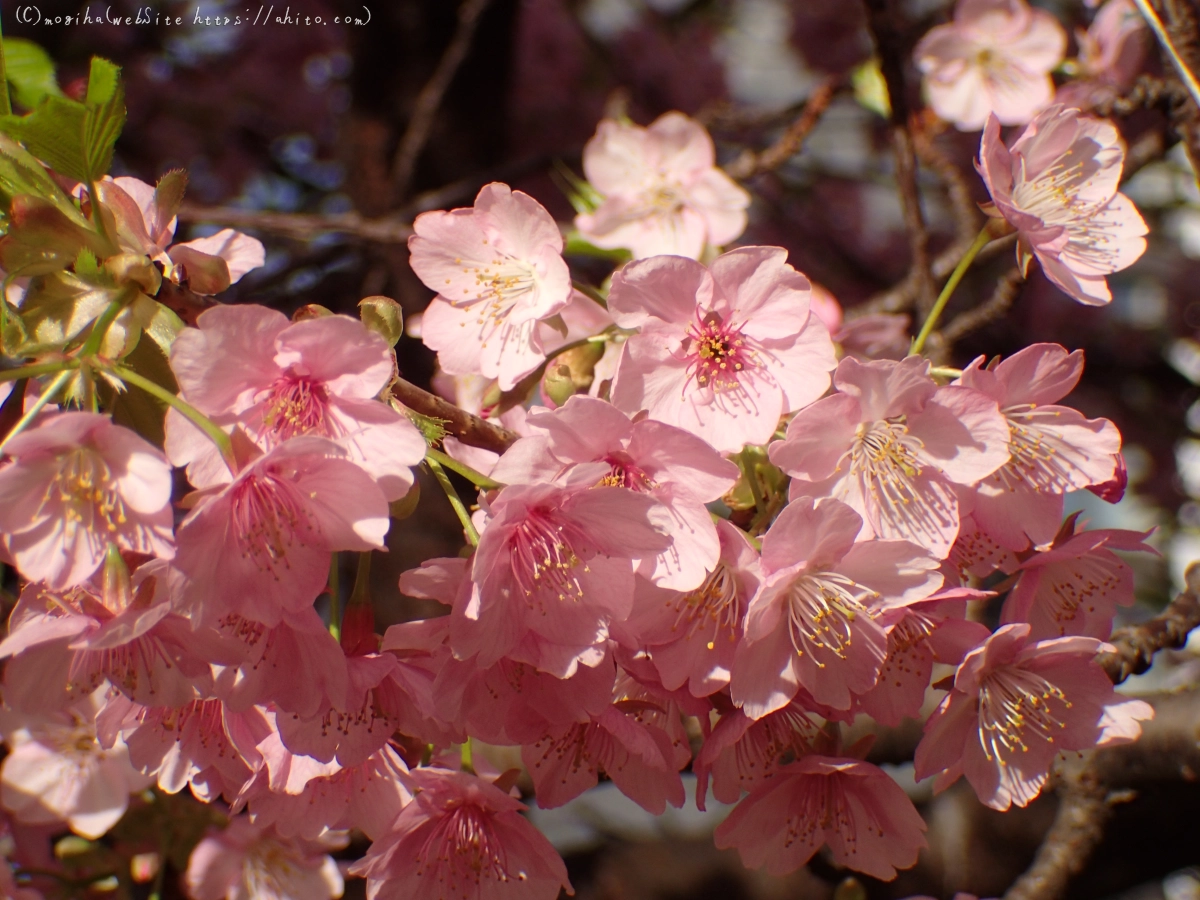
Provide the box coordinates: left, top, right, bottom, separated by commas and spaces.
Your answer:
460, 738, 474, 774
425, 446, 502, 489
910, 226, 994, 355
327, 553, 341, 641
428, 456, 480, 546
0, 369, 71, 450
104, 363, 236, 470
0, 359, 80, 383
80, 292, 131, 359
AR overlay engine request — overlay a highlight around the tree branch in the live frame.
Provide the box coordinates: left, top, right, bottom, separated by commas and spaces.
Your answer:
177, 205, 413, 244
390, 376, 518, 454
1098, 562, 1200, 684
936, 264, 1024, 346
724, 79, 839, 180
391, 0, 494, 203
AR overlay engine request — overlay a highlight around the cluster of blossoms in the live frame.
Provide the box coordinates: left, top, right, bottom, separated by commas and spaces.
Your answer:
0, 1, 1169, 894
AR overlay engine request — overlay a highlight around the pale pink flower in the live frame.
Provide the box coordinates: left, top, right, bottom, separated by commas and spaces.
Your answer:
694, 696, 825, 806
575, 112, 750, 260
1058, 0, 1147, 109
915, 0, 1066, 131
731, 497, 943, 716
212, 609, 349, 718
491, 395, 739, 590
714, 755, 928, 880
173, 437, 389, 627
166, 304, 424, 500
98, 695, 269, 803
624, 518, 760, 696
349, 767, 572, 900
0, 567, 235, 712
978, 105, 1148, 305
0, 690, 152, 839
0, 412, 174, 589
184, 817, 345, 900
452, 480, 669, 676
609, 247, 836, 454
915, 623, 1154, 810
98, 176, 265, 293
409, 183, 572, 390
858, 591, 993, 726
958, 343, 1121, 549
246, 734, 411, 841
770, 355, 1011, 558
1001, 520, 1154, 640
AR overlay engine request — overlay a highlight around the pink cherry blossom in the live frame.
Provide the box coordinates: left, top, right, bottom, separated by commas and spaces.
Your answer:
714, 755, 928, 880
184, 817, 345, 900
915, 623, 1154, 810
731, 497, 943, 716
452, 480, 669, 676
575, 111, 750, 260
609, 247, 836, 453
0, 412, 173, 590
624, 517, 760, 696
0, 690, 152, 839
408, 183, 573, 390
348, 767, 572, 900
1057, 0, 1147, 109
173, 437, 389, 627
0, 566, 235, 712
166, 304, 424, 500
915, 0, 1066, 131
978, 105, 1148, 305
491, 395, 739, 590
1001, 521, 1154, 640
769, 355, 1011, 558
98, 176, 265, 293
958, 343, 1121, 549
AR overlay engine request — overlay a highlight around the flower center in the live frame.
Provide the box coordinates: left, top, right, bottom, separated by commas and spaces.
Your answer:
47, 449, 127, 535
230, 471, 317, 577
418, 803, 518, 888
263, 375, 331, 442
509, 509, 590, 608
734, 703, 819, 784
977, 666, 1072, 762
991, 405, 1089, 494
671, 561, 743, 650
599, 453, 656, 491
685, 317, 755, 392
785, 573, 873, 663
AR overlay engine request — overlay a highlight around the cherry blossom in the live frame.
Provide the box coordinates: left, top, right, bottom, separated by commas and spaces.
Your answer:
409, 183, 573, 390
915, 623, 1154, 810
575, 111, 750, 259
978, 105, 1148, 305
915, 0, 1066, 131
0, 412, 174, 590
731, 497, 943, 716
348, 767, 572, 900
166, 304, 424, 500
770, 355, 1011, 557
1057, 0, 1147, 109
714, 755, 928, 880
609, 246, 836, 453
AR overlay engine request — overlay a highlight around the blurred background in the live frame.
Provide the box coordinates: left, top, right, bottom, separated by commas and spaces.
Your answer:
15, 0, 1200, 896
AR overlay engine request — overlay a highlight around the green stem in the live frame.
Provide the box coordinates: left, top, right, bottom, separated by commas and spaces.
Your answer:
86, 180, 113, 245
571, 280, 608, 308
327, 553, 341, 641
910, 226, 994, 355
426, 446, 502, 490
105, 364, 236, 469
929, 366, 963, 380
0, 369, 70, 450
428, 456, 480, 546
460, 738, 474, 774
0, 10, 11, 117
350, 550, 371, 605
0, 359, 79, 383
79, 293, 130, 359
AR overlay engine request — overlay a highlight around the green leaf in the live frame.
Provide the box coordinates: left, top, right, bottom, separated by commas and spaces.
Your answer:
0, 132, 87, 223
97, 332, 177, 447
83, 57, 124, 181
358, 294, 403, 346
4, 38, 63, 110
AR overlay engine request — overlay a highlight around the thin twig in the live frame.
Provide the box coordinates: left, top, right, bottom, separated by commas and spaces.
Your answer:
937, 264, 1023, 345
724, 79, 839, 180
391, 0, 494, 203
390, 377, 518, 454
177, 205, 412, 244
914, 127, 979, 252
1098, 562, 1200, 684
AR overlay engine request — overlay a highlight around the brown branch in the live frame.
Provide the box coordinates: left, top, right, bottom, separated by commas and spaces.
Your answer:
178, 205, 412, 244
914, 127, 979, 254
1098, 562, 1200, 684
724, 79, 839, 180
390, 0, 494, 203
390, 377, 518, 454
936, 264, 1023, 346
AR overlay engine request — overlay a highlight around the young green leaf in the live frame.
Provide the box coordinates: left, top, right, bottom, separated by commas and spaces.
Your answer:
3, 38, 63, 110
